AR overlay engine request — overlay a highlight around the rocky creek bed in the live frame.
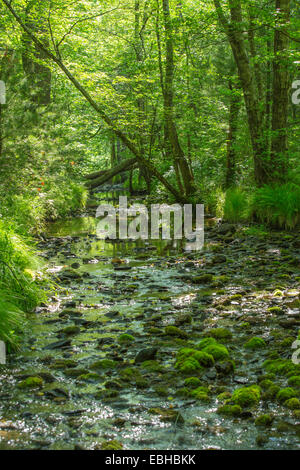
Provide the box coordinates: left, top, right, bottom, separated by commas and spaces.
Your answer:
0, 198, 300, 450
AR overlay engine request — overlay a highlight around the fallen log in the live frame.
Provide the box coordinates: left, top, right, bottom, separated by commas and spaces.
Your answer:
84, 169, 110, 180
86, 157, 138, 189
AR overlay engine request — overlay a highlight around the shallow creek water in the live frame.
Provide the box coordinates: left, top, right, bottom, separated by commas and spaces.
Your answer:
0, 192, 299, 450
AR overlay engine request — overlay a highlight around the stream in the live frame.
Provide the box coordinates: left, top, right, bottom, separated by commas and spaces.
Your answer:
0, 191, 299, 450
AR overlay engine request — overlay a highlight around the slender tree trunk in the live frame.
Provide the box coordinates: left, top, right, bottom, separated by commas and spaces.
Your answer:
271, 0, 290, 180
225, 78, 242, 188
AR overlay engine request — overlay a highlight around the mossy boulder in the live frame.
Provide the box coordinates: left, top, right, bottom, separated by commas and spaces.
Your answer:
190, 386, 210, 402
100, 440, 123, 450
141, 360, 164, 373
255, 414, 273, 427
244, 337, 266, 350
203, 344, 230, 361
217, 404, 242, 417
205, 328, 232, 340
17, 376, 44, 389
197, 337, 217, 349
263, 359, 300, 376
276, 387, 299, 403
232, 385, 261, 408
175, 348, 214, 373
164, 326, 188, 339
90, 359, 117, 370
191, 274, 213, 284
61, 325, 81, 336
284, 398, 300, 410
118, 334, 135, 344
288, 376, 300, 387
184, 377, 201, 389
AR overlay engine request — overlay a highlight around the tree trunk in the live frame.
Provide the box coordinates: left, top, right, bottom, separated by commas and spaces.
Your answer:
271, 0, 290, 181
225, 78, 242, 188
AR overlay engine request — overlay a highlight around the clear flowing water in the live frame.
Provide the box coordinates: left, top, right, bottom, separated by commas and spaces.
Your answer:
0, 192, 299, 450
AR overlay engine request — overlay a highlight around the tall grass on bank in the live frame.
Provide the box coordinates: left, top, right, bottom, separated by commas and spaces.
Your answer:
223, 187, 250, 223
253, 183, 300, 230
0, 221, 48, 348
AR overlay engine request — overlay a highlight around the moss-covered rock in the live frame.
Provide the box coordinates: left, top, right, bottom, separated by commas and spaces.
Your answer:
118, 333, 135, 344
100, 440, 123, 450
141, 360, 164, 373
217, 404, 242, 417
90, 359, 117, 370
164, 326, 188, 339
61, 325, 81, 336
191, 274, 213, 284
244, 337, 266, 350
232, 385, 261, 408
255, 414, 273, 427
217, 391, 232, 402
17, 376, 44, 389
284, 398, 300, 410
263, 359, 300, 376
197, 337, 217, 349
276, 387, 299, 403
190, 386, 210, 402
205, 328, 232, 340
175, 348, 214, 373
184, 377, 201, 389
288, 376, 300, 387
203, 344, 230, 361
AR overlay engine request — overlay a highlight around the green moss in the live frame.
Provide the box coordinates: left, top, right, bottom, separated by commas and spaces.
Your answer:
284, 398, 300, 409
175, 348, 213, 372
90, 359, 116, 370
288, 376, 300, 387
229, 294, 242, 301
61, 325, 81, 335
203, 344, 230, 361
206, 328, 232, 340
141, 360, 163, 373
267, 306, 283, 314
255, 414, 273, 427
176, 357, 202, 374
217, 404, 242, 417
190, 386, 210, 402
191, 274, 213, 284
232, 385, 261, 408
263, 384, 281, 400
119, 367, 142, 382
197, 337, 217, 349
244, 337, 266, 350
17, 376, 44, 389
217, 391, 232, 402
165, 326, 188, 338
101, 440, 123, 450
118, 334, 135, 344
184, 377, 201, 389
263, 359, 300, 376
276, 387, 299, 403
259, 379, 275, 390
192, 351, 215, 367
77, 372, 99, 381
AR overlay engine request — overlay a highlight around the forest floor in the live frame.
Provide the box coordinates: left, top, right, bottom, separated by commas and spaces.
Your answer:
0, 190, 299, 450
